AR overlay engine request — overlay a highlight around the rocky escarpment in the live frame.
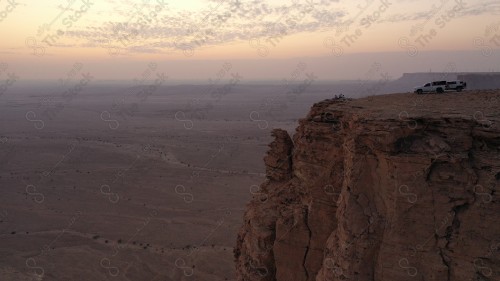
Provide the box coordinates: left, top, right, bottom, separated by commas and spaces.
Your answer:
235, 91, 500, 281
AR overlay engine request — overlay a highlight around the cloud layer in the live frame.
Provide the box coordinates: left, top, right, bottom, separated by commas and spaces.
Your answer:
38, 0, 500, 54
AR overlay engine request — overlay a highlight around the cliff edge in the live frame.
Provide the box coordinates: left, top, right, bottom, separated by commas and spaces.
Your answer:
235, 90, 500, 281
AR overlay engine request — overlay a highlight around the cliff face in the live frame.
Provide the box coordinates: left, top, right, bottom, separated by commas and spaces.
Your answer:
235, 91, 500, 281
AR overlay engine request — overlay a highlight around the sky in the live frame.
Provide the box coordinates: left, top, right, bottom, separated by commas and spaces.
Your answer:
0, 0, 499, 81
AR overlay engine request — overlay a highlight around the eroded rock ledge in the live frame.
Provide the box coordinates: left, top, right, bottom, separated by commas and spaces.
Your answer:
235, 91, 500, 281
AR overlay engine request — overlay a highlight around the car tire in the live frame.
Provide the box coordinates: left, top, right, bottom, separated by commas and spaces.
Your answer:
437, 88, 444, 93
456, 87, 462, 92
417, 89, 423, 95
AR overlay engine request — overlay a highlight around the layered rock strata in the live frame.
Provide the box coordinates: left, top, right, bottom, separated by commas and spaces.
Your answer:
235, 91, 500, 281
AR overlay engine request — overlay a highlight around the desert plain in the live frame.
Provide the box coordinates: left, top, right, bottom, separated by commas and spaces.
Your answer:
0, 82, 360, 281
1, 80, 494, 280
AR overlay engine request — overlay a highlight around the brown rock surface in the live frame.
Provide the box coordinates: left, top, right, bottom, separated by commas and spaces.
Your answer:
235, 90, 500, 281
264, 129, 294, 182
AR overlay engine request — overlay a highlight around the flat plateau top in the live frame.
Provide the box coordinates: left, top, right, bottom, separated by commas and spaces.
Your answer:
326, 90, 499, 125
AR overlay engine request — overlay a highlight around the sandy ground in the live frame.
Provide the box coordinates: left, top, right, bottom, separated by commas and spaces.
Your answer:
0, 83, 360, 281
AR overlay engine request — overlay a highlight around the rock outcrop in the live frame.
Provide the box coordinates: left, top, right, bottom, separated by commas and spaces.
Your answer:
235, 91, 500, 281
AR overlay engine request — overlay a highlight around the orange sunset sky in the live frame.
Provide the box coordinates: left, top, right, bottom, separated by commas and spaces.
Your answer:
0, 0, 499, 80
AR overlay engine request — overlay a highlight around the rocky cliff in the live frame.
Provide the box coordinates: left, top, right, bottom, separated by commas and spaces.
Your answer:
235, 90, 500, 281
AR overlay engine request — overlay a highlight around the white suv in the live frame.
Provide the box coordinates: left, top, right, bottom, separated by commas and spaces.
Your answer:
414, 80, 467, 94
414, 81, 447, 94
446, 80, 466, 92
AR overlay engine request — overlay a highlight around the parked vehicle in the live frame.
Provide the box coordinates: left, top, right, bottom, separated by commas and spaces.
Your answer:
446, 80, 467, 92
414, 81, 447, 94
414, 80, 466, 94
